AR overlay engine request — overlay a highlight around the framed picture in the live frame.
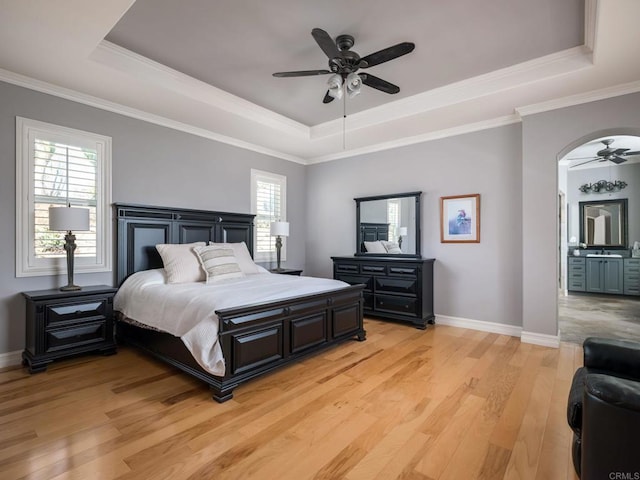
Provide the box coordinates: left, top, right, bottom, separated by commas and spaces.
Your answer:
440, 194, 480, 243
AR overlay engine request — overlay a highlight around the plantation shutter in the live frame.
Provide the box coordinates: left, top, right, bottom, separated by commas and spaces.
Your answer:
33, 138, 98, 259
251, 170, 286, 261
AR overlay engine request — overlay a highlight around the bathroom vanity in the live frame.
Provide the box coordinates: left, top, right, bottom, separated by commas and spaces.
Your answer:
568, 255, 640, 296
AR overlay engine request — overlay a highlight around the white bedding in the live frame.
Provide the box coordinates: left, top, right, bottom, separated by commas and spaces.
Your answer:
114, 269, 349, 376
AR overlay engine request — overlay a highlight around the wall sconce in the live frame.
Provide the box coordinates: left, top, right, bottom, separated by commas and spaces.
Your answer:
397, 226, 408, 249
48, 206, 90, 291
579, 179, 627, 193
270, 221, 289, 272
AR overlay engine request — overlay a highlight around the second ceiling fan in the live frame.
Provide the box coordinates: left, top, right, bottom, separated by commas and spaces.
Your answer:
569, 139, 640, 168
273, 28, 415, 103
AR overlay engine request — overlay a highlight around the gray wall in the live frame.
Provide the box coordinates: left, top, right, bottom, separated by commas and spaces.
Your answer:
522, 92, 640, 336
0, 80, 306, 354
306, 124, 524, 327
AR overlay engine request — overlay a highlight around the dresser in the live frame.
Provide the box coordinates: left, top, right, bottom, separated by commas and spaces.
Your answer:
22, 285, 117, 372
332, 256, 435, 329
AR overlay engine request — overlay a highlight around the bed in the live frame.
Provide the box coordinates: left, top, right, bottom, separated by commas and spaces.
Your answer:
113, 203, 366, 402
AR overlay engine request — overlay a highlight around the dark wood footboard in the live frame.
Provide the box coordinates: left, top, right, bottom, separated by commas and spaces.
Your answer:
116, 284, 365, 402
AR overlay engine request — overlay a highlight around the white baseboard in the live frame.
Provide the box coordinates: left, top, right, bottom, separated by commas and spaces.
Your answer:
520, 331, 560, 348
435, 315, 560, 349
0, 350, 23, 369
436, 314, 522, 337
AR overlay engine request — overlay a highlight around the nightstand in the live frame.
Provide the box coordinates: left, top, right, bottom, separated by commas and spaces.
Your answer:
22, 285, 118, 373
269, 268, 303, 276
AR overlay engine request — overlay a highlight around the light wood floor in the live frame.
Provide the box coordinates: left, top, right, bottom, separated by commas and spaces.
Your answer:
0, 319, 581, 480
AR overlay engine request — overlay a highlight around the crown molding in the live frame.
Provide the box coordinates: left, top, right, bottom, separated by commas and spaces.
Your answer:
584, 0, 599, 54
311, 45, 593, 139
308, 114, 521, 164
515, 79, 640, 117
90, 41, 310, 139
0, 67, 304, 164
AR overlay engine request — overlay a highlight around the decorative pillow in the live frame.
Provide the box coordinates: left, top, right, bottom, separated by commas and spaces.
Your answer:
194, 246, 245, 284
382, 241, 402, 254
208, 241, 261, 274
156, 242, 206, 284
364, 240, 387, 254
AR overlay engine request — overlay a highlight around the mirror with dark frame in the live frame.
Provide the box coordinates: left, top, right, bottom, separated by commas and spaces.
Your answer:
579, 198, 628, 249
355, 191, 421, 257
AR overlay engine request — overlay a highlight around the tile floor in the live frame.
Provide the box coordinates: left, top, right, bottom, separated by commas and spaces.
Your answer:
558, 291, 640, 344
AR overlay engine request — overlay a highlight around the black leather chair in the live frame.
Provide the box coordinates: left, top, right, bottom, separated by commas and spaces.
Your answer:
567, 337, 640, 479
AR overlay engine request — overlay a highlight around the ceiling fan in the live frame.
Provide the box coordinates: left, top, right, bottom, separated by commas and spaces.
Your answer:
273, 28, 415, 104
569, 139, 640, 168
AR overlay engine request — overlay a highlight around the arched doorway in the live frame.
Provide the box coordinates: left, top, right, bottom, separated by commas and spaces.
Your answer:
556, 130, 640, 343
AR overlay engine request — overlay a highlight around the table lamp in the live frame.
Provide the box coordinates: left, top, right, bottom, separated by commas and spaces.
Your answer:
397, 226, 408, 249
270, 221, 289, 272
48, 206, 90, 291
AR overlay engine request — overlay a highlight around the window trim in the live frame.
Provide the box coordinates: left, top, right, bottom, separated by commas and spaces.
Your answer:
250, 169, 286, 263
16, 117, 112, 277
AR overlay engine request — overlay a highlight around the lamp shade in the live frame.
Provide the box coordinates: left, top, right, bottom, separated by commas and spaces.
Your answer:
270, 221, 289, 237
397, 226, 408, 236
49, 206, 90, 232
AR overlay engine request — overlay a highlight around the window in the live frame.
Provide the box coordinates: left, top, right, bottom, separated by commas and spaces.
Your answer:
388, 199, 400, 242
16, 117, 112, 277
251, 169, 286, 262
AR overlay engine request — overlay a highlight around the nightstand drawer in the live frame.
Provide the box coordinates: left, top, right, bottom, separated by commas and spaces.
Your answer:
46, 299, 108, 328
45, 322, 107, 353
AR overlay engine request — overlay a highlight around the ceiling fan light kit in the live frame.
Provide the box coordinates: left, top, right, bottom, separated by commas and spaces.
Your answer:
273, 28, 415, 103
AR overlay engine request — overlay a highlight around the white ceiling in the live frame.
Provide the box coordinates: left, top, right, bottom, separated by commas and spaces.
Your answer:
0, 1, 639, 164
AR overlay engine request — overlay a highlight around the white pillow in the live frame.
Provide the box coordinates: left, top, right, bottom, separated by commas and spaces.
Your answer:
382, 241, 402, 254
194, 246, 245, 284
364, 240, 387, 254
208, 241, 261, 274
156, 242, 206, 284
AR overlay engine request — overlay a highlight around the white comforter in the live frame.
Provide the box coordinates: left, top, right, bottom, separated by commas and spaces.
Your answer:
114, 269, 349, 376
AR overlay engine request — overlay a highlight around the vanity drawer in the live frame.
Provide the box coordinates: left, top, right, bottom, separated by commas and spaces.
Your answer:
568, 277, 586, 291
375, 277, 417, 295
568, 257, 585, 266
375, 295, 417, 316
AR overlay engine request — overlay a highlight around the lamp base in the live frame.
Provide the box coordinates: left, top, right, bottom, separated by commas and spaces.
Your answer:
60, 284, 82, 292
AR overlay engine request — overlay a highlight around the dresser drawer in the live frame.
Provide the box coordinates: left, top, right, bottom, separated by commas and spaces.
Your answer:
46, 299, 109, 328
335, 274, 373, 291
375, 295, 417, 316
361, 264, 386, 274
335, 263, 359, 274
45, 321, 107, 353
388, 266, 417, 276
375, 277, 417, 295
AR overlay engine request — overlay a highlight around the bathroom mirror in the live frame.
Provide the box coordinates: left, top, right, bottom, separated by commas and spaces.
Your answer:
579, 199, 628, 249
355, 191, 421, 257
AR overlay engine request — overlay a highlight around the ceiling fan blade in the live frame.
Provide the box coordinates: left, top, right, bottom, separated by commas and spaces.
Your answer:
609, 156, 627, 164
273, 69, 331, 77
361, 74, 400, 94
360, 42, 415, 68
624, 150, 640, 155
567, 156, 598, 160
312, 28, 340, 59
570, 158, 601, 168
612, 148, 630, 155
322, 91, 334, 104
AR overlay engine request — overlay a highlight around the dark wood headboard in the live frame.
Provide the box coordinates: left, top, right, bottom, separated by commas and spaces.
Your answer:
114, 203, 255, 285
